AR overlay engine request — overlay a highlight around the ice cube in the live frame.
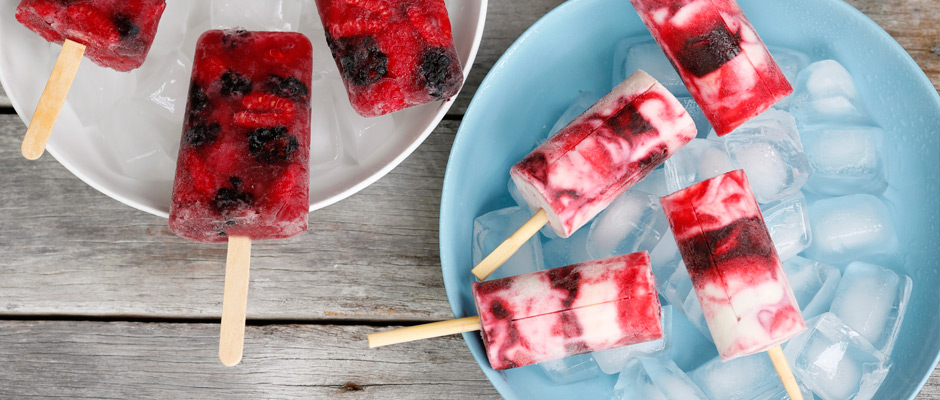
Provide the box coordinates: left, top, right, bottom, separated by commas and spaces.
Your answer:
680, 288, 713, 341
783, 256, 841, 320
664, 138, 735, 193
829, 262, 912, 356
330, 79, 396, 163
801, 125, 888, 196
308, 79, 342, 169
593, 306, 672, 374
760, 192, 812, 261
540, 225, 592, 270
630, 168, 669, 198
613, 357, 708, 400
805, 194, 899, 265
538, 353, 600, 384
69, 62, 138, 129
677, 97, 713, 139
789, 60, 870, 127
211, 0, 303, 31
586, 190, 668, 260
472, 207, 545, 280
134, 51, 193, 123
612, 38, 688, 96
690, 353, 814, 400
767, 46, 811, 109
147, 1, 196, 60
720, 109, 812, 203
547, 91, 599, 139
784, 313, 890, 400
99, 100, 178, 181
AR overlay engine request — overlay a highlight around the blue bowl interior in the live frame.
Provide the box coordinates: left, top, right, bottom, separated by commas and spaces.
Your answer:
440, 0, 940, 398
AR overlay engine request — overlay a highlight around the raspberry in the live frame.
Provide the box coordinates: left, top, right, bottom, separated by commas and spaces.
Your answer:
407, 3, 452, 47
233, 93, 296, 128
327, 35, 388, 87
65, 4, 120, 46
247, 126, 299, 164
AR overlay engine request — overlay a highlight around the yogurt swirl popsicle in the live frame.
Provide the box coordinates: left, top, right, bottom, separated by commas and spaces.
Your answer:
629, 0, 793, 135
472, 70, 697, 280
661, 170, 805, 398
369, 252, 664, 371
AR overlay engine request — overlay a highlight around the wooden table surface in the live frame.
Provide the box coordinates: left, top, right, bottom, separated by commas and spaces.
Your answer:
0, 1, 937, 398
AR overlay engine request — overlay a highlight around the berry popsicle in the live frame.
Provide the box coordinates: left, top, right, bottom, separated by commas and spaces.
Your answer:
471, 70, 697, 280
169, 29, 312, 366
314, 0, 463, 117
15, 0, 167, 159
368, 252, 664, 370
628, 0, 792, 135
661, 170, 805, 399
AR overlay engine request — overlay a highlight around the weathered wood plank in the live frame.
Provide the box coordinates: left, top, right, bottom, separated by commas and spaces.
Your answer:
0, 320, 499, 399
0, 319, 935, 399
0, 114, 457, 321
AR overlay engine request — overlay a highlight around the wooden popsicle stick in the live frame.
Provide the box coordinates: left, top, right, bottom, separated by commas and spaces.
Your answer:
21, 39, 85, 160
368, 316, 482, 348
219, 236, 252, 367
470, 209, 549, 281
767, 345, 804, 400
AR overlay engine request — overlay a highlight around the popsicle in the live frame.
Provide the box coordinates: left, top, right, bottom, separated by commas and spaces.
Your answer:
471, 70, 697, 280
169, 29, 312, 366
661, 169, 806, 399
368, 252, 664, 370
15, 0, 167, 159
314, 0, 463, 117
628, 0, 792, 135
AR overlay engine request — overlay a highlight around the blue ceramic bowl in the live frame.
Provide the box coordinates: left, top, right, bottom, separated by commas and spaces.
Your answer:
440, 0, 940, 398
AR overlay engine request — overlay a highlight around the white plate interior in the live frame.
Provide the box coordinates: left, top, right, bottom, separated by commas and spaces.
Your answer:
0, 0, 486, 217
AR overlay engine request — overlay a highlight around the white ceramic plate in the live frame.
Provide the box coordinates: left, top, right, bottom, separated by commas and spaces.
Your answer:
0, 0, 486, 217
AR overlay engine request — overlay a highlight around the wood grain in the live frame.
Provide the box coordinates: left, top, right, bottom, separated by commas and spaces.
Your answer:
0, 114, 458, 321
0, 320, 500, 399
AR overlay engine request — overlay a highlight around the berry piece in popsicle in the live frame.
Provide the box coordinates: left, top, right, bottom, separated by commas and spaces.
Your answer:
16, 0, 166, 71
169, 29, 312, 243
368, 252, 664, 371
629, 0, 792, 135
315, 0, 463, 117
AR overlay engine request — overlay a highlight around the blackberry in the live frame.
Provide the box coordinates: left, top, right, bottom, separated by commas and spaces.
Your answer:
675, 24, 741, 77
221, 29, 251, 48
606, 103, 654, 139
188, 84, 210, 114
266, 75, 309, 100
112, 14, 140, 39
247, 126, 299, 164
220, 70, 252, 97
327, 35, 388, 86
184, 123, 220, 147
420, 47, 458, 99
214, 177, 252, 214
